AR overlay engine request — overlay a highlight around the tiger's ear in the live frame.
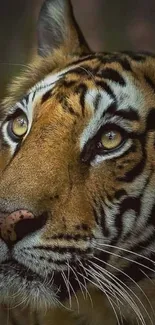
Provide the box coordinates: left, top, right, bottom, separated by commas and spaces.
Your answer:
37, 0, 90, 57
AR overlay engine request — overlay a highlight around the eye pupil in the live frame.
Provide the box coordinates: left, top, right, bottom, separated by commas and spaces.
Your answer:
17, 117, 26, 126
107, 131, 115, 140
100, 129, 123, 150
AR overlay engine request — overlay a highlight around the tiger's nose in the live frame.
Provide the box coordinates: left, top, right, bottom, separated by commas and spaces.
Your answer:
0, 210, 48, 246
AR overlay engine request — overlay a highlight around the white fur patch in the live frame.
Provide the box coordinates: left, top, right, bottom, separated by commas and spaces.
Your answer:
1, 65, 74, 154
80, 76, 145, 165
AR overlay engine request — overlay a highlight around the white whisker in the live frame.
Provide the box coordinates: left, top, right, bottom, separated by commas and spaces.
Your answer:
0, 62, 29, 68
77, 258, 94, 307
94, 245, 155, 324
91, 256, 152, 325
61, 270, 72, 310
61, 269, 80, 313
94, 244, 155, 275
67, 262, 86, 300
96, 242, 155, 268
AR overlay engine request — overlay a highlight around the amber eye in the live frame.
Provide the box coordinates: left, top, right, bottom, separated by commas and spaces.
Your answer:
9, 113, 28, 139
100, 129, 123, 150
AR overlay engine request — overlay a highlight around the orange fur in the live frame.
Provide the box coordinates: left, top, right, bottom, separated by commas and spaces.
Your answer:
1, 1, 155, 324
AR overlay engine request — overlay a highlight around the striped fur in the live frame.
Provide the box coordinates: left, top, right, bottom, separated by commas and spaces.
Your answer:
1, 1, 155, 324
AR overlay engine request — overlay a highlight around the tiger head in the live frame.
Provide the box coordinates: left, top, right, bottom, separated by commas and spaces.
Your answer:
0, 0, 155, 322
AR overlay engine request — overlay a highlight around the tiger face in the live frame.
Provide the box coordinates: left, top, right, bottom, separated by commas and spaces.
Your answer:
0, 0, 155, 324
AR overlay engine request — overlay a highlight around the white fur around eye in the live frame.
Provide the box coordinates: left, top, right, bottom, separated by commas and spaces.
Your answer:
1, 65, 77, 157
2, 110, 30, 155
91, 139, 132, 166
2, 121, 17, 155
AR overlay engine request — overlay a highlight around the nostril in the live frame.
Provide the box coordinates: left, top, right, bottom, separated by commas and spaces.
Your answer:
14, 212, 48, 242
0, 210, 48, 245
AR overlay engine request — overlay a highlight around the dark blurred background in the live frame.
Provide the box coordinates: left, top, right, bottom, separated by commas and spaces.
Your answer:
0, 0, 155, 99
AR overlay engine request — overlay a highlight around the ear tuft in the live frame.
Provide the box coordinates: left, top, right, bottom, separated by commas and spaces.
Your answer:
37, 0, 89, 57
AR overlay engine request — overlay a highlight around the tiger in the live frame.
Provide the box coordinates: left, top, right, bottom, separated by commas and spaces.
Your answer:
0, 0, 155, 324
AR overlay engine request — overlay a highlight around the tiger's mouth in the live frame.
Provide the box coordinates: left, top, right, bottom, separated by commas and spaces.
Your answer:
0, 259, 43, 282
0, 253, 90, 307
0, 257, 58, 308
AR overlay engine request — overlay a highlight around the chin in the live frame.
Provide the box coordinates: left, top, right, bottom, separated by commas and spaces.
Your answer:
0, 262, 58, 310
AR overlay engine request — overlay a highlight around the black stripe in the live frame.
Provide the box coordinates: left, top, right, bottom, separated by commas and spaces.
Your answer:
99, 204, 110, 237
34, 245, 91, 255
13, 141, 22, 157
6, 108, 25, 122
75, 223, 89, 231
41, 89, 52, 103
117, 156, 145, 182
146, 108, 155, 131
117, 138, 145, 182
66, 104, 80, 116
116, 144, 137, 162
93, 206, 100, 225
31, 90, 36, 101
21, 94, 29, 106
62, 80, 76, 88
96, 80, 116, 100
114, 189, 127, 200
75, 83, 87, 116
114, 107, 139, 121
105, 103, 140, 123
115, 171, 151, 241
121, 196, 141, 216
104, 103, 139, 123
114, 196, 141, 239
122, 51, 147, 61
144, 75, 155, 92
46, 233, 91, 241
116, 57, 132, 71
99, 68, 126, 86
60, 97, 80, 117
148, 204, 155, 226
94, 93, 102, 111
105, 102, 117, 115
67, 51, 152, 71
129, 232, 155, 255
98, 55, 132, 72
67, 54, 96, 67
39, 256, 72, 266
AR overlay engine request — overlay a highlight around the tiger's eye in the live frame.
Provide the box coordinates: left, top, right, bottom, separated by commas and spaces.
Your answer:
11, 114, 28, 137
101, 130, 123, 150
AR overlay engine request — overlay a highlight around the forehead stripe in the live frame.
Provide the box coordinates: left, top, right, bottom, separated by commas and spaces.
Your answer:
99, 55, 132, 71
100, 68, 126, 86
114, 108, 139, 121
41, 89, 53, 104
94, 93, 102, 112
75, 83, 88, 117
144, 75, 155, 92
96, 80, 116, 101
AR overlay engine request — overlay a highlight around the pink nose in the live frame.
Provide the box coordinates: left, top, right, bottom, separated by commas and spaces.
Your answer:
0, 210, 35, 243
